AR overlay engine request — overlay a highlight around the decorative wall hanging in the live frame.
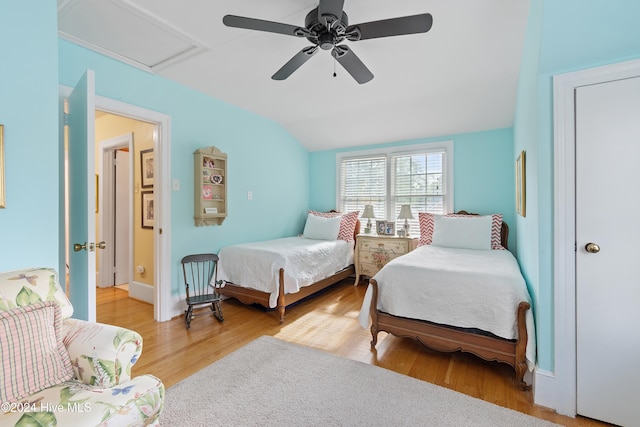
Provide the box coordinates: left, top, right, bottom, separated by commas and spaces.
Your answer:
140, 148, 154, 188
0, 125, 5, 208
516, 150, 526, 217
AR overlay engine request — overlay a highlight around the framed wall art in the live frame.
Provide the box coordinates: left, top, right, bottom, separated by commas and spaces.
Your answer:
0, 125, 5, 208
516, 150, 526, 217
140, 148, 154, 188
141, 191, 154, 229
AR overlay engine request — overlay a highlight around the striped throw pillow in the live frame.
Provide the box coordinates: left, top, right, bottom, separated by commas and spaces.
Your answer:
0, 301, 74, 402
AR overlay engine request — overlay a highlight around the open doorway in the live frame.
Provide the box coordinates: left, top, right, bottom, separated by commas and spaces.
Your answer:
62, 80, 172, 322
95, 112, 156, 310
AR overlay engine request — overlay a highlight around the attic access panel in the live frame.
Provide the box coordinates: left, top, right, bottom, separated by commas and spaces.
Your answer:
58, 0, 204, 70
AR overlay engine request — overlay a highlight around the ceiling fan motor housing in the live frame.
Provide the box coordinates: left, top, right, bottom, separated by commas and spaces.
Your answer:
305, 8, 349, 49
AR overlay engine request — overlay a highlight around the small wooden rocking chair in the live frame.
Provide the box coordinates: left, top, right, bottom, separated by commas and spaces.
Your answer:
181, 253, 224, 329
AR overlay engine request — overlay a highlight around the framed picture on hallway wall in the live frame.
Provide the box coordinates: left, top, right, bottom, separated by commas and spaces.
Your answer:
142, 191, 154, 229
140, 148, 154, 188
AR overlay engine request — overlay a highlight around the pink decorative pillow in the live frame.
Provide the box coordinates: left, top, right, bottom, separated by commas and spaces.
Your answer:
308, 210, 360, 242
0, 301, 74, 402
418, 212, 436, 246
418, 212, 505, 249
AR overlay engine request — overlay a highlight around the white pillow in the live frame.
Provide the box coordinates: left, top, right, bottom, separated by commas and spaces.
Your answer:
302, 214, 341, 240
431, 215, 492, 250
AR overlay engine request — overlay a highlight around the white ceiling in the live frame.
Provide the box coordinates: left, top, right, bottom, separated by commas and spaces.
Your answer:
58, 0, 530, 151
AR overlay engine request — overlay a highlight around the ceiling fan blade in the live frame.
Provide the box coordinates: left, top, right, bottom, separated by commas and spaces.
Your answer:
272, 46, 319, 81
346, 13, 433, 41
331, 45, 373, 84
317, 0, 345, 26
223, 15, 310, 37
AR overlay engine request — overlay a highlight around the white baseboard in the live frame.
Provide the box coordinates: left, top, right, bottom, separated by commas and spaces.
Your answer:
96, 271, 110, 288
169, 294, 186, 320
534, 369, 563, 414
130, 281, 154, 304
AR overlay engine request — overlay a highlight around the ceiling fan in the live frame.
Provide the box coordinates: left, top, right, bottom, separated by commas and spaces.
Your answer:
223, 0, 433, 84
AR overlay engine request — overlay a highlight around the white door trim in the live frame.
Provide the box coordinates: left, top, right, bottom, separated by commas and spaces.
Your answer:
60, 85, 172, 322
552, 58, 640, 416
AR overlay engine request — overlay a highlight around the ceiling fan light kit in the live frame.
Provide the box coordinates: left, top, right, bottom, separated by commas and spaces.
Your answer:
223, 0, 433, 84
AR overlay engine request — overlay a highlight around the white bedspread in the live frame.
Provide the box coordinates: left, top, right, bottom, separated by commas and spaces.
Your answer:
218, 237, 354, 308
358, 245, 536, 370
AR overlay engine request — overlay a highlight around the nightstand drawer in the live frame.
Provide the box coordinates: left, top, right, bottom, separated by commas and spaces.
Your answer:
358, 239, 409, 254
359, 248, 407, 266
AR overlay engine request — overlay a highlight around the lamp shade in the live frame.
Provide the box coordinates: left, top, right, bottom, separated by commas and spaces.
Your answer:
362, 205, 375, 219
398, 204, 414, 220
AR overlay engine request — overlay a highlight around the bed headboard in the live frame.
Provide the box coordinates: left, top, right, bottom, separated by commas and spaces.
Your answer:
455, 210, 509, 249
354, 218, 361, 241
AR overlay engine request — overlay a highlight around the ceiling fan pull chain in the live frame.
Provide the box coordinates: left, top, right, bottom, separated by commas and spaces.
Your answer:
333, 58, 337, 77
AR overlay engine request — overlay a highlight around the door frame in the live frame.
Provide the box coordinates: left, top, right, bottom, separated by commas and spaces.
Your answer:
552, 57, 640, 416
60, 85, 172, 322
98, 133, 133, 288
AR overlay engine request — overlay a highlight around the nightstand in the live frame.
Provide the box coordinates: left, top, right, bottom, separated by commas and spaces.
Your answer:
354, 234, 418, 285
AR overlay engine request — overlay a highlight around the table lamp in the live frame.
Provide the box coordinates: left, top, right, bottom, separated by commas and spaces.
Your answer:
361, 205, 375, 234
398, 205, 414, 236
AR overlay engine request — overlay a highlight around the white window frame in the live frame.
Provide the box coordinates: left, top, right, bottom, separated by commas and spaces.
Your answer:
336, 140, 454, 229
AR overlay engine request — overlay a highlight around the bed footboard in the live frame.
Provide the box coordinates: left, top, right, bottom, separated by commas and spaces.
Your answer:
368, 279, 531, 390
220, 265, 355, 323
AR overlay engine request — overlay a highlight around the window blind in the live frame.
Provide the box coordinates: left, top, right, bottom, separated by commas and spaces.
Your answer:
339, 156, 386, 218
391, 151, 446, 235
337, 142, 452, 236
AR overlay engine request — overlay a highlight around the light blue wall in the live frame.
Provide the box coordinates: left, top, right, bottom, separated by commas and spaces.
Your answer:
59, 40, 309, 297
538, 0, 640, 75
0, 1, 59, 271
310, 129, 517, 250
514, 0, 640, 372
513, 0, 546, 368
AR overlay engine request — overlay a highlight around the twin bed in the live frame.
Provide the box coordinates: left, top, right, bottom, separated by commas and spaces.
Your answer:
217, 211, 360, 322
358, 212, 535, 389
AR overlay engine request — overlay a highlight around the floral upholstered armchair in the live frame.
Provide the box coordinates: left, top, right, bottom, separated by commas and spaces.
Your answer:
0, 267, 164, 426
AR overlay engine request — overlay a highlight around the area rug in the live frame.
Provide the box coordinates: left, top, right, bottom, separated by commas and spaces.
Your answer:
162, 336, 557, 426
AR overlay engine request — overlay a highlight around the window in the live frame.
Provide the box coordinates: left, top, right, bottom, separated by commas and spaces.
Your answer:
337, 141, 453, 236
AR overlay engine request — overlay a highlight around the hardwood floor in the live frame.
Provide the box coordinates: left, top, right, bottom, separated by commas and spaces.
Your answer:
97, 281, 610, 427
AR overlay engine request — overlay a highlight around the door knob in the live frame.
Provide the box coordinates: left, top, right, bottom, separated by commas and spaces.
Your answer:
96, 241, 106, 250
585, 242, 600, 253
73, 242, 99, 252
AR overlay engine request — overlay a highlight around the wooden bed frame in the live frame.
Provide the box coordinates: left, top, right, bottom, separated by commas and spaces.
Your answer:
219, 217, 360, 323
367, 213, 532, 390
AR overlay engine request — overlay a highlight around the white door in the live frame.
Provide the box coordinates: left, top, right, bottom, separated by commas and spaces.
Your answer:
98, 133, 133, 288
67, 70, 98, 321
114, 149, 130, 286
575, 76, 640, 426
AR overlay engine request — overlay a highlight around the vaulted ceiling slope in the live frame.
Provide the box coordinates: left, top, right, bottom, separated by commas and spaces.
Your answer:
58, 0, 530, 151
